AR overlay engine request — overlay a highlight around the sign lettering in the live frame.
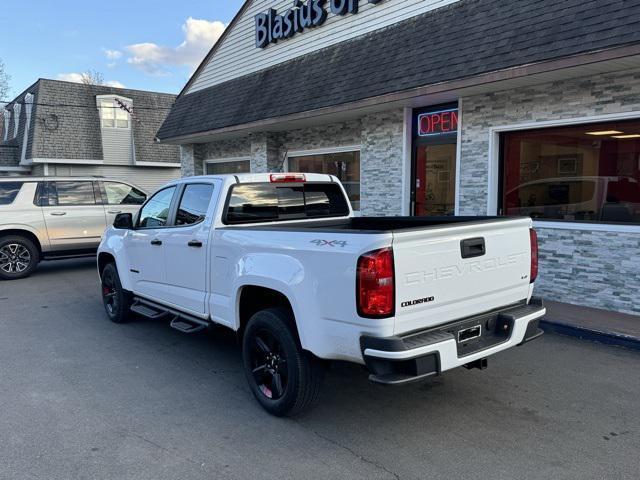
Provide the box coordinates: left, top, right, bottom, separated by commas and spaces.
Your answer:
255, 0, 385, 48
418, 109, 459, 136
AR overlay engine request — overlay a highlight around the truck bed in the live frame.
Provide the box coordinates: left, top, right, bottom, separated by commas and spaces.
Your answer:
221, 214, 534, 337
222, 216, 519, 233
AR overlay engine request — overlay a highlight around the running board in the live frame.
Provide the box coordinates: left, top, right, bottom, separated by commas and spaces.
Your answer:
130, 301, 169, 320
170, 317, 207, 334
131, 297, 209, 334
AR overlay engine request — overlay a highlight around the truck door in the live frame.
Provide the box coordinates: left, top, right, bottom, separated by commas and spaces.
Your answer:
162, 181, 218, 315
126, 186, 177, 301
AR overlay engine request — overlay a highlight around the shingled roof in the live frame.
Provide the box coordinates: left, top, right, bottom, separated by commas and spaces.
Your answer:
1, 79, 179, 164
158, 0, 640, 141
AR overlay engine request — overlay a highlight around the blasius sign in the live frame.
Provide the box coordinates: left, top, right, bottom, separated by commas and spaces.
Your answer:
255, 0, 384, 48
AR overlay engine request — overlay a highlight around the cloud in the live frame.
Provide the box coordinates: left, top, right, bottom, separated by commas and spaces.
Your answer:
104, 49, 122, 60
104, 80, 126, 88
57, 73, 84, 83
124, 18, 226, 76
103, 49, 123, 69
56, 73, 125, 89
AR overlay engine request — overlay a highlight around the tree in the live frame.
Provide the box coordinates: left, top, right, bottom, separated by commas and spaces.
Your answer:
80, 69, 104, 86
0, 59, 11, 101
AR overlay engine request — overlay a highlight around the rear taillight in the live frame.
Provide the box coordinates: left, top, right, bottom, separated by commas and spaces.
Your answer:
530, 229, 538, 283
357, 248, 395, 318
270, 173, 306, 183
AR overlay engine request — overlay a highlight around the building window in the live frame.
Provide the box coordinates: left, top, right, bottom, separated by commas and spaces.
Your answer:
501, 119, 640, 224
21, 93, 35, 163
97, 96, 131, 129
2, 109, 10, 141
12, 103, 21, 138
205, 158, 250, 175
288, 150, 360, 211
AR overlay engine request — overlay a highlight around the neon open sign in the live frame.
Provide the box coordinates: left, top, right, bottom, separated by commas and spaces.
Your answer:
418, 109, 459, 136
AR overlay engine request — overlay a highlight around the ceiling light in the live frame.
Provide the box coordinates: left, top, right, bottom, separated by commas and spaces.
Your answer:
585, 130, 623, 136
612, 134, 640, 139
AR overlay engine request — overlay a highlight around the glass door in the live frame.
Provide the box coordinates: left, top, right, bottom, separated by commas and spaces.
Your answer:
415, 143, 457, 216
412, 105, 459, 216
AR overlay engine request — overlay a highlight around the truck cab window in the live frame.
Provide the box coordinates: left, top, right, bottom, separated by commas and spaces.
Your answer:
227, 184, 279, 223
225, 183, 349, 224
176, 184, 215, 226
138, 187, 176, 228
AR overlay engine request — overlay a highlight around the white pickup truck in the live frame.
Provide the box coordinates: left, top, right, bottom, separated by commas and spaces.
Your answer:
97, 173, 545, 416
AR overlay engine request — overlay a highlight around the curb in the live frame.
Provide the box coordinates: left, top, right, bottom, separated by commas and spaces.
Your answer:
540, 319, 640, 352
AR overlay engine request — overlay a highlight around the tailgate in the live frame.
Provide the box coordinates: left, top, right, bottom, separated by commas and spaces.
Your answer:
392, 218, 533, 335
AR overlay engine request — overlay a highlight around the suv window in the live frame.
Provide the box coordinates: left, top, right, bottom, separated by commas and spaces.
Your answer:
49, 181, 97, 206
103, 182, 146, 205
225, 183, 350, 224
176, 184, 214, 226
0, 182, 24, 205
138, 186, 176, 228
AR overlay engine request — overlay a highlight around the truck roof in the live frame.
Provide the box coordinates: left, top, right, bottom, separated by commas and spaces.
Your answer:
181, 173, 337, 184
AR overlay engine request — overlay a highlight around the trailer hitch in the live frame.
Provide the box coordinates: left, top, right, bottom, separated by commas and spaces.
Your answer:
464, 358, 488, 370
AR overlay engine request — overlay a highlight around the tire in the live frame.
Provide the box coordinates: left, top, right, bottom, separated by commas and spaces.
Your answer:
101, 263, 132, 324
242, 308, 324, 417
0, 235, 40, 280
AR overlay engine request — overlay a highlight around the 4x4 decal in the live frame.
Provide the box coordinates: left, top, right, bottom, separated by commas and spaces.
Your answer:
310, 239, 348, 248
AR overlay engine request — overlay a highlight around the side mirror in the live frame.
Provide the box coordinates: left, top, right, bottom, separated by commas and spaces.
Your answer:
113, 213, 134, 230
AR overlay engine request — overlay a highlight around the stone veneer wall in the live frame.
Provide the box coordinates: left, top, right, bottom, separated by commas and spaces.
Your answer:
460, 67, 640, 315
536, 228, 640, 315
360, 110, 405, 215
182, 109, 406, 216
178, 66, 640, 314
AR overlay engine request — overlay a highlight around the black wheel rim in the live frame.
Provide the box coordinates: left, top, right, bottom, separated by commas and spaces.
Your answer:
0, 243, 31, 274
249, 329, 288, 400
102, 270, 119, 315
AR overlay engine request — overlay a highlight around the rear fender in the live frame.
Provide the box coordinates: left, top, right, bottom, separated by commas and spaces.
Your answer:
233, 253, 307, 346
0, 223, 49, 251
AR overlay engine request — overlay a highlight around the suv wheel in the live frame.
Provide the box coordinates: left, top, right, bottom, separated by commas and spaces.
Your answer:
0, 235, 39, 280
101, 263, 132, 323
242, 308, 324, 417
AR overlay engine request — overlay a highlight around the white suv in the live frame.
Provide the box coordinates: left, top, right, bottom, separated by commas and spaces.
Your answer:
0, 177, 147, 280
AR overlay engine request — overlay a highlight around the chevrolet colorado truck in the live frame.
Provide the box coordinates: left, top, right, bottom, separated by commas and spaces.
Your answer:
97, 173, 545, 416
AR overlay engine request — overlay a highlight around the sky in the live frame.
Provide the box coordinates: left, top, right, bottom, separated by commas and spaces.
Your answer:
1, 0, 244, 99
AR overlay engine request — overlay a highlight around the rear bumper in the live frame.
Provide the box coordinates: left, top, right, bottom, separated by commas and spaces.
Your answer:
360, 298, 546, 385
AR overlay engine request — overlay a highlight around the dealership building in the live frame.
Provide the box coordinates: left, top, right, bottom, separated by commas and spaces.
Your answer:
158, 0, 640, 317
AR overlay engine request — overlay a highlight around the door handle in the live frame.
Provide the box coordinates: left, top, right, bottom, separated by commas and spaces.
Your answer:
461, 237, 486, 259
108, 210, 122, 214
150, 239, 162, 246
50, 211, 67, 216
188, 240, 203, 248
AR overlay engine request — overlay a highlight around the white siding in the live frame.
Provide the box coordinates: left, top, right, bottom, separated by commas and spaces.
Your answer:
101, 128, 134, 165
188, 0, 461, 93
47, 164, 180, 193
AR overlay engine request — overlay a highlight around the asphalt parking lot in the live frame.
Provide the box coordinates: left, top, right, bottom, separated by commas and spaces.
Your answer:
1, 259, 639, 480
